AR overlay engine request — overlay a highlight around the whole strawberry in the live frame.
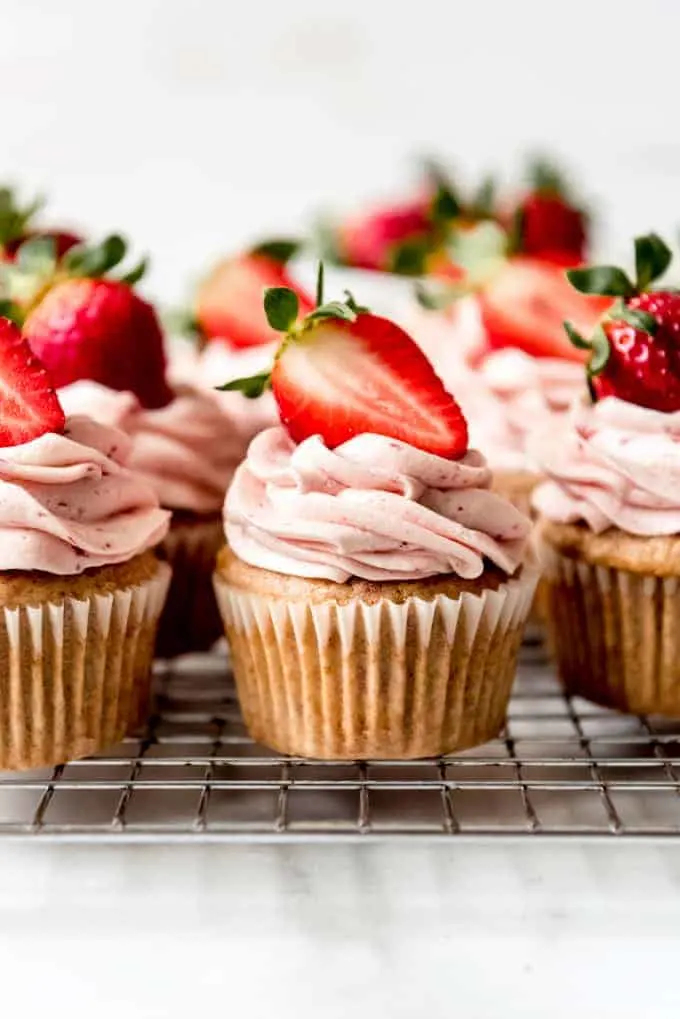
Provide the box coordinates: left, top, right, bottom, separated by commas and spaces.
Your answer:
565, 233, 680, 412
4, 235, 172, 409
512, 158, 588, 265
220, 264, 469, 459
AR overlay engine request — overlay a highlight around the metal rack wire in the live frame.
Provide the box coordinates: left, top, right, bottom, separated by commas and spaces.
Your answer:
2, 640, 680, 842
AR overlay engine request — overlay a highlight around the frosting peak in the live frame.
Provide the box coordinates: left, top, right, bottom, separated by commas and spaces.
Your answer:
533, 396, 680, 535
0, 415, 170, 574
226, 427, 530, 583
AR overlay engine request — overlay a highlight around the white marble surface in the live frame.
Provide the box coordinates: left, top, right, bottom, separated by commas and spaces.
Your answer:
1, 842, 680, 1017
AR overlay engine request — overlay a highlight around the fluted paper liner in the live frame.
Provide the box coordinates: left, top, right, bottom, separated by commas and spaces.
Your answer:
156, 514, 224, 658
539, 540, 680, 716
214, 570, 537, 759
0, 562, 170, 771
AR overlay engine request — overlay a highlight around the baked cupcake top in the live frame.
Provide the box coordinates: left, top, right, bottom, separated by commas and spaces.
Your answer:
533, 232, 680, 536
0, 320, 169, 574
59, 380, 250, 515
222, 267, 531, 583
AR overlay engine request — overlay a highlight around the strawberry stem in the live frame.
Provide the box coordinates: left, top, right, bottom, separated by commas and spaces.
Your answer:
316, 261, 325, 307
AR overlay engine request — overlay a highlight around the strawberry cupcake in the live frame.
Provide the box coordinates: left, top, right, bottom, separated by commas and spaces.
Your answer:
7, 235, 244, 658
408, 223, 607, 513
533, 233, 680, 715
214, 273, 538, 759
0, 320, 171, 770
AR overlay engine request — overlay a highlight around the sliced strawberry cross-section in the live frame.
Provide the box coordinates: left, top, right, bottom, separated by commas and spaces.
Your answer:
0, 317, 65, 446
220, 266, 469, 460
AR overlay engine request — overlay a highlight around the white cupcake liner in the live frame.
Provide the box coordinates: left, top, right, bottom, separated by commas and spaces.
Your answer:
0, 561, 171, 771
214, 568, 537, 759
540, 540, 680, 716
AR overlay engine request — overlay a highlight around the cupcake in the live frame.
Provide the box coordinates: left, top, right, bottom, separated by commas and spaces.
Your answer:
405, 222, 608, 512
214, 271, 537, 759
6, 234, 242, 658
0, 320, 171, 770
59, 380, 247, 658
533, 232, 680, 715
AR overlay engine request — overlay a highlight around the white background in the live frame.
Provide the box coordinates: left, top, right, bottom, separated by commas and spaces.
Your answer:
2, 1, 680, 1014
3, 0, 680, 301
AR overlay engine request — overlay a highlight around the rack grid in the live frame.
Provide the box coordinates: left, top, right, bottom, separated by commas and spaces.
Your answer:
2, 641, 680, 842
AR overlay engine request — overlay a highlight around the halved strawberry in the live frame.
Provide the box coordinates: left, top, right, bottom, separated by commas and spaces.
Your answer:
478, 256, 610, 362
195, 241, 314, 349
0, 317, 65, 445
221, 267, 469, 459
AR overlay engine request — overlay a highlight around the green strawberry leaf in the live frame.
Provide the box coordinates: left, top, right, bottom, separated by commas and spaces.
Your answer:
343, 290, 369, 315
528, 156, 565, 196
315, 261, 325, 307
389, 237, 431, 276
251, 238, 300, 265
431, 183, 460, 223
217, 371, 272, 399
634, 233, 672, 291
470, 176, 496, 219
119, 256, 148, 286
64, 234, 127, 278
306, 300, 357, 324
264, 287, 299, 332
612, 300, 658, 333
567, 265, 635, 299
563, 320, 590, 350
588, 324, 611, 376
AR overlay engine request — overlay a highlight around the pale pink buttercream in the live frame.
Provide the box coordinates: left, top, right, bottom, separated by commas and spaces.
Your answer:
59, 380, 253, 514
226, 427, 531, 582
0, 415, 170, 574
532, 397, 680, 535
168, 340, 278, 436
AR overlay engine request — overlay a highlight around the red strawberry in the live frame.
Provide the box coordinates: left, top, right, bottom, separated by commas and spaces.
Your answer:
0, 317, 65, 445
221, 268, 469, 459
566, 233, 680, 412
11, 235, 172, 409
478, 256, 610, 362
195, 241, 314, 349
512, 158, 587, 265
339, 199, 433, 272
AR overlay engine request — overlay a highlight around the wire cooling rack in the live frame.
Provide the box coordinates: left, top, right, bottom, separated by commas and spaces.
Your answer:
2, 640, 680, 842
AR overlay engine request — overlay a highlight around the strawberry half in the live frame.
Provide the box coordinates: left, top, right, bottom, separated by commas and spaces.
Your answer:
6, 234, 173, 409
565, 233, 680, 412
0, 317, 65, 445
195, 240, 314, 349
479, 256, 610, 362
220, 266, 469, 459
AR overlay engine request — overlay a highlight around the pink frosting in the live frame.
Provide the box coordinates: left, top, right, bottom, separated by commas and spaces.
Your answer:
226, 427, 531, 582
532, 397, 680, 535
0, 416, 170, 574
59, 380, 253, 514
168, 340, 278, 436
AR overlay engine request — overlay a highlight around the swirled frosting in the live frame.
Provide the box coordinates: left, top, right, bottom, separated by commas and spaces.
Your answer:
59, 380, 253, 514
532, 396, 680, 535
0, 415, 170, 574
225, 426, 531, 582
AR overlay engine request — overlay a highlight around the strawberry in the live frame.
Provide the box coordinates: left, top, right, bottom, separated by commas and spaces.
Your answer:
194, 240, 314, 350
565, 233, 680, 412
7, 234, 172, 409
417, 221, 609, 361
0, 187, 81, 261
220, 265, 469, 459
480, 256, 610, 362
0, 317, 65, 445
339, 198, 434, 273
511, 158, 588, 265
